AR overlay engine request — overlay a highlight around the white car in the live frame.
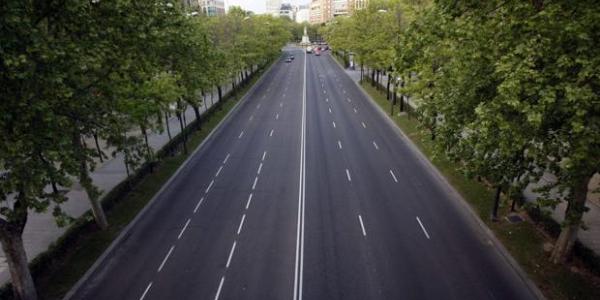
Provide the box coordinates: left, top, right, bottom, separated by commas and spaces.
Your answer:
306, 46, 313, 53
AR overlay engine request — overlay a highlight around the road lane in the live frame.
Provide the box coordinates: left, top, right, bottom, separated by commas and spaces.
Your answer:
301, 51, 538, 299
68, 49, 305, 300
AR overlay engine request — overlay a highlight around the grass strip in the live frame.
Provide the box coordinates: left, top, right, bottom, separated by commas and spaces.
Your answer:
361, 81, 600, 300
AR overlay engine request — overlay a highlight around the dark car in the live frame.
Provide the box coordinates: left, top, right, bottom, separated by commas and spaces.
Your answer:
290, 55, 295, 60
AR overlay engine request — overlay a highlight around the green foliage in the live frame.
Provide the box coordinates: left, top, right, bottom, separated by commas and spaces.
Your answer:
396, 0, 600, 261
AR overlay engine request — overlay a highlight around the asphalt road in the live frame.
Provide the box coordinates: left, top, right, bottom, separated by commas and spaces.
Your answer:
67, 47, 539, 300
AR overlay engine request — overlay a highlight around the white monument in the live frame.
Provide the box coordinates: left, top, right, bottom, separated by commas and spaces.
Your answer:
300, 26, 311, 46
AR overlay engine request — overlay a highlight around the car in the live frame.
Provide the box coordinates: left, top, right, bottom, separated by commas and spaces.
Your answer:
285, 57, 292, 63
306, 46, 313, 53
290, 55, 295, 60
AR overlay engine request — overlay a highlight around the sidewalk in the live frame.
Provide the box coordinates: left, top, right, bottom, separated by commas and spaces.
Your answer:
0, 82, 234, 284
342, 62, 600, 257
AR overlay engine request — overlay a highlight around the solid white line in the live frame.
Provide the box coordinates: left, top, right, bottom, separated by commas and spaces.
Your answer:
205, 180, 214, 194
416, 217, 431, 239
246, 193, 253, 209
262, 151, 267, 161
194, 197, 205, 213
140, 282, 153, 300
332, 121, 336, 128
328, 107, 332, 114
257, 162, 263, 174
214, 276, 225, 300
358, 215, 367, 236
237, 214, 246, 235
346, 169, 352, 182
252, 176, 258, 190
389, 170, 398, 183
215, 166, 223, 177
157, 245, 175, 272
223, 153, 230, 164
361, 122, 367, 128
337, 140, 342, 149
226, 241, 237, 268
276, 113, 279, 120
269, 129, 274, 137
238, 131, 244, 139
373, 141, 379, 150
294, 49, 307, 300
178, 219, 191, 239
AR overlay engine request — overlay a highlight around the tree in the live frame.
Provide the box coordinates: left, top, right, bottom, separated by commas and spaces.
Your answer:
397, 0, 600, 263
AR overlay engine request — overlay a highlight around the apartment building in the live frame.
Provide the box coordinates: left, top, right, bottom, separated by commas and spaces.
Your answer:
310, 0, 368, 24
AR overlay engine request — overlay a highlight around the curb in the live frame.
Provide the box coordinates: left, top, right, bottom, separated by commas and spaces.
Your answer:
329, 54, 546, 300
63, 58, 281, 300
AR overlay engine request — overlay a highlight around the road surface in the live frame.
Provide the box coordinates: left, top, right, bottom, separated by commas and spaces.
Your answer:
68, 47, 539, 300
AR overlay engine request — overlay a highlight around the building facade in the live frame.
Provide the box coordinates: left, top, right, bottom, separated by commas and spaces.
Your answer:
181, 0, 225, 16
351, 0, 368, 11
279, 3, 295, 20
266, 0, 283, 16
309, 0, 367, 24
332, 0, 349, 17
295, 4, 310, 23
310, 0, 324, 24
201, 0, 225, 16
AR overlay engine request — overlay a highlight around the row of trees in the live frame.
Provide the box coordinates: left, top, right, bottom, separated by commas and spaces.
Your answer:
322, 0, 599, 265
0, 1, 291, 299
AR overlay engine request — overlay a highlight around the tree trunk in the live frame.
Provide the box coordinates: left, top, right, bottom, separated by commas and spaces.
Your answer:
360, 65, 364, 81
93, 133, 103, 163
0, 225, 37, 300
192, 105, 201, 122
75, 133, 108, 230
217, 86, 223, 103
550, 175, 591, 263
399, 79, 405, 112
140, 124, 151, 160
165, 112, 172, 141
371, 69, 376, 86
491, 185, 502, 221
124, 151, 131, 177
386, 74, 391, 100
390, 82, 396, 116
178, 112, 188, 154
